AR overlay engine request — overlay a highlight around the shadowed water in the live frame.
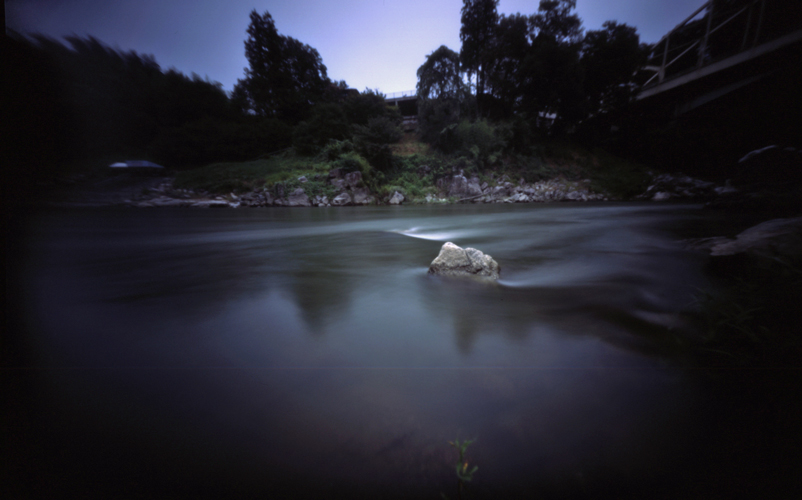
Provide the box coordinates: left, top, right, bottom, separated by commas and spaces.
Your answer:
6, 203, 800, 498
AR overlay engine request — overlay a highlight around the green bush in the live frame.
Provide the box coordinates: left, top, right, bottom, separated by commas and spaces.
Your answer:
354, 116, 403, 171
331, 151, 371, 177
319, 139, 355, 161
418, 98, 461, 146
342, 88, 390, 126
436, 119, 505, 163
292, 103, 351, 156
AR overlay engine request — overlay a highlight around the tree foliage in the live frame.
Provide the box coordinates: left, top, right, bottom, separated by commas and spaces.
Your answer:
4, 31, 299, 173
416, 46, 471, 145
581, 21, 648, 114
531, 0, 583, 44
343, 88, 389, 126
234, 10, 330, 122
417, 45, 465, 101
460, 0, 499, 97
426, 0, 646, 137
484, 13, 531, 117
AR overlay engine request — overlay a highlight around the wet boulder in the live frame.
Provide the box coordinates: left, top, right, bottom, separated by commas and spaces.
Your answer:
428, 242, 500, 280
287, 188, 311, 207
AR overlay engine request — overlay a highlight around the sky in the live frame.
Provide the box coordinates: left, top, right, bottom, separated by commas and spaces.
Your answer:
7, 0, 706, 94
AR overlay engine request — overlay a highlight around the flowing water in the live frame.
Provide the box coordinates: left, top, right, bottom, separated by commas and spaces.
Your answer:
6, 204, 801, 498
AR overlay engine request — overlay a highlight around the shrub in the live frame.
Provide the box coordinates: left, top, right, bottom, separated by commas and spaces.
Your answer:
354, 116, 403, 171
436, 119, 505, 162
319, 139, 355, 161
331, 151, 371, 176
342, 88, 389, 126
292, 103, 351, 155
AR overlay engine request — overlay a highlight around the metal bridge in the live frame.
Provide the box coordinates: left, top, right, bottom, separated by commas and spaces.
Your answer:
637, 0, 802, 108
385, 1, 800, 119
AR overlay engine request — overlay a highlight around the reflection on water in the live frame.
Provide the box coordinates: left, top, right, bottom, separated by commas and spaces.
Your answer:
6, 204, 801, 498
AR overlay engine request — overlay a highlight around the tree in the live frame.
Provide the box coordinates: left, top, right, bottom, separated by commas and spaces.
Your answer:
416, 46, 470, 144
516, 0, 585, 133
460, 0, 499, 98
417, 46, 465, 101
343, 88, 389, 127
484, 13, 532, 118
530, 0, 583, 44
581, 21, 647, 114
235, 10, 330, 122
292, 103, 351, 155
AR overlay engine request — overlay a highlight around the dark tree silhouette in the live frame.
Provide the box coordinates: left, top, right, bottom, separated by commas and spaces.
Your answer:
530, 0, 583, 44
484, 13, 531, 118
460, 0, 499, 99
416, 46, 469, 144
234, 10, 330, 123
581, 21, 647, 114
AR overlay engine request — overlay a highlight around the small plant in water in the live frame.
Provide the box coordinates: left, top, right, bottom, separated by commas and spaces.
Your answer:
443, 438, 478, 499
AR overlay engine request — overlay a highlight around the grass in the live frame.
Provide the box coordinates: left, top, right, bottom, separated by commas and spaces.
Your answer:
172, 135, 656, 202
173, 152, 329, 194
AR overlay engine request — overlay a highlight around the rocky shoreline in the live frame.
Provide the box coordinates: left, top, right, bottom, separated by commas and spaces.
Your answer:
44, 168, 740, 209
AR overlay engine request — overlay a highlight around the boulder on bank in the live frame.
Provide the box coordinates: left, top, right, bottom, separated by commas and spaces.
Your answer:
389, 191, 405, 205
345, 171, 363, 189
428, 242, 500, 280
352, 187, 374, 205
708, 217, 802, 258
287, 188, 311, 207
331, 192, 352, 206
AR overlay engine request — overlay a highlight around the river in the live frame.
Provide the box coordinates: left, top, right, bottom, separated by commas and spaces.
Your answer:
5, 203, 801, 498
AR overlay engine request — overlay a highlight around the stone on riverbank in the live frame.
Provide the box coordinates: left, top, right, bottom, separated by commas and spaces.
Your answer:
709, 217, 802, 258
287, 188, 311, 207
389, 191, 405, 205
428, 242, 500, 280
331, 192, 352, 206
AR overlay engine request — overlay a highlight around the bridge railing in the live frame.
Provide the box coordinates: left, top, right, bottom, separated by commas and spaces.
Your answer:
385, 90, 417, 100
642, 0, 802, 89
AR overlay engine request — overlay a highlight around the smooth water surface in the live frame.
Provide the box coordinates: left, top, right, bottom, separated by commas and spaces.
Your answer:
6, 203, 799, 498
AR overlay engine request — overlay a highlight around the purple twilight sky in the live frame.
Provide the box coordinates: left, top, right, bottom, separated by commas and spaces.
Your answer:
7, 0, 705, 94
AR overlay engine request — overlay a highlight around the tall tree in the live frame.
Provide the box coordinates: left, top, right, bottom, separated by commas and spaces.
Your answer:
530, 0, 583, 44
581, 21, 647, 114
460, 0, 499, 98
484, 13, 532, 118
519, 0, 585, 133
416, 46, 469, 144
234, 10, 330, 122
417, 45, 464, 101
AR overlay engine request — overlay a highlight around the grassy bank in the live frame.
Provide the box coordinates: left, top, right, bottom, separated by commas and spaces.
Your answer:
174, 135, 652, 202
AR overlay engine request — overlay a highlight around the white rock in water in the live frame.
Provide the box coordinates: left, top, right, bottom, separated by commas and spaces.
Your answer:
428, 242, 500, 280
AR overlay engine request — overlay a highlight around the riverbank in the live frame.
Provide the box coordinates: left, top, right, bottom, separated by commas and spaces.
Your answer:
31, 139, 801, 212
40, 158, 735, 209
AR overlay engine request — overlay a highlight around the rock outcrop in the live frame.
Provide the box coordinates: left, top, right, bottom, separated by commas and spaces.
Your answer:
352, 187, 374, 205
388, 191, 405, 205
708, 217, 802, 258
331, 192, 352, 206
428, 242, 500, 280
638, 173, 721, 201
287, 188, 311, 207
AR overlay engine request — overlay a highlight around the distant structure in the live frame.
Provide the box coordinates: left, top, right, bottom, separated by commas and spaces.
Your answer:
637, 0, 802, 115
385, 90, 418, 130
